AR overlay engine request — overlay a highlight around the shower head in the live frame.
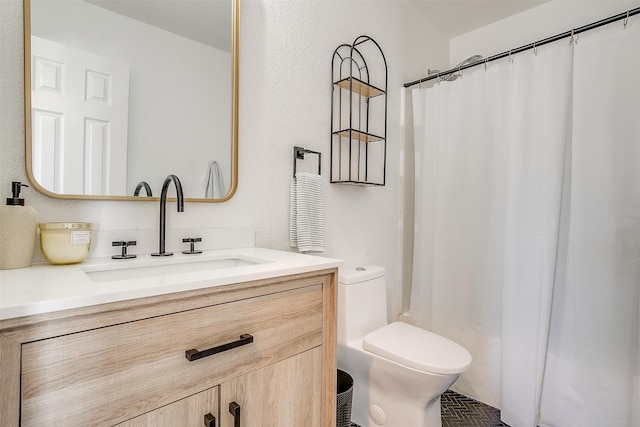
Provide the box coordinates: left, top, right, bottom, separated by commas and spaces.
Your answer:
456, 55, 483, 67
424, 55, 483, 83
426, 68, 461, 82
439, 73, 460, 82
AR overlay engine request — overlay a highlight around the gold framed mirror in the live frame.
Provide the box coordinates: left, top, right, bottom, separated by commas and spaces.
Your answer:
23, 0, 239, 202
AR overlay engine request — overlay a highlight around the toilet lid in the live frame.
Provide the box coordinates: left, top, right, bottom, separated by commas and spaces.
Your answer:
363, 322, 472, 374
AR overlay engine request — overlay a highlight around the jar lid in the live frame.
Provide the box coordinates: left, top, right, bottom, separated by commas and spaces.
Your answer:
38, 222, 92, 230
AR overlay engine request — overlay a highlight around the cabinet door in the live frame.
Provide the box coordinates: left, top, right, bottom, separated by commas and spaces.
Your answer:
220, 348, 322, 427
114, 387, 218, 427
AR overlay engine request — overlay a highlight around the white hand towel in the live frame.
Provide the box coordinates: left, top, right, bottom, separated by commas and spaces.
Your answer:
290, 172, 325, 252
203, 160, 226, 198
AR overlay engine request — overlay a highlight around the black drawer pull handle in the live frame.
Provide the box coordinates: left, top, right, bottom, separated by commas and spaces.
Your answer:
204, 413, 216, 427
229, 401, 241, 427
185, 334, 254, 361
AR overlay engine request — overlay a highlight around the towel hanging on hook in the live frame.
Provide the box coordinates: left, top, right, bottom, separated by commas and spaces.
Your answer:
290, 146, 325, 252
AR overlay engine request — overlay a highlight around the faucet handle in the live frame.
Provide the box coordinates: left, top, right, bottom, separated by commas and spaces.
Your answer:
182, 237, 202, 255
112, 240, 137, 259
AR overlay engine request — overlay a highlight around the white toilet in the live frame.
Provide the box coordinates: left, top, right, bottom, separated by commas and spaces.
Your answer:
337, 265, 472, 427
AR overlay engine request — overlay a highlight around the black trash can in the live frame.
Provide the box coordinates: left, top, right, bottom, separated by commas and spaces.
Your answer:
337, 369, 354, 427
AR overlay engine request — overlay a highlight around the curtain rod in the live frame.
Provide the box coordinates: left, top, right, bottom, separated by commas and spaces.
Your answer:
403, 6, 640, 88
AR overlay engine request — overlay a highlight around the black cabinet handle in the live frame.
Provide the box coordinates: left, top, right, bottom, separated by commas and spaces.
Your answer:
204, 413, 216, 427
229, 402, 241, 427
185, 334, 254, 361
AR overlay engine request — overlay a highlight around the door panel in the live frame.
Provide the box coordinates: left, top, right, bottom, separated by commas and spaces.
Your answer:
30, 36, 129, 195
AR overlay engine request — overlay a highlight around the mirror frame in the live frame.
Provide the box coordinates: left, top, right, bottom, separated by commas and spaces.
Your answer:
23, 0, 239, 203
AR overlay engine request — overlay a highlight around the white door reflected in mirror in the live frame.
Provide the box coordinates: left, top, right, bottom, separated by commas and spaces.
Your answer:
31, 36, 130, 196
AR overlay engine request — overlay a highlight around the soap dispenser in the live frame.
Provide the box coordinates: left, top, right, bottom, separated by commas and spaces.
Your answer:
0, 182, 37, 269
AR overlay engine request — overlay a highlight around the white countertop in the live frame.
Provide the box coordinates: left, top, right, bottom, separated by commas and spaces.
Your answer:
0, 247, 342, 321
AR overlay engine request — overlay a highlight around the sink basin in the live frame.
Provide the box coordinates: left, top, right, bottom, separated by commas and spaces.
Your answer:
82, 255, 266, 282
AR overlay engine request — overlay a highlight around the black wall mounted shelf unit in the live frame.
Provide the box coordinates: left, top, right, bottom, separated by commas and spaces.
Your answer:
331, 35, 387, 186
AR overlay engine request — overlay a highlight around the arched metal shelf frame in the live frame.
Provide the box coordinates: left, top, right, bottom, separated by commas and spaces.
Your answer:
330, 35, 387, 186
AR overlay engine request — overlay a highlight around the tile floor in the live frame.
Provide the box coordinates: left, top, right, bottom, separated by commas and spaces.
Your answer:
348, 389, 509, 427
441, 390, 509, 427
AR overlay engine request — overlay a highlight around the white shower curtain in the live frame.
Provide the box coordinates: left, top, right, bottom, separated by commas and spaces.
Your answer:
539, 22, 640, 427
411, 20, 640, 427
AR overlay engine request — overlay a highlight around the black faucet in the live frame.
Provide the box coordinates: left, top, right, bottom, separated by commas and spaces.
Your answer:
133, 181, 153, 197
151, 174, 184, 257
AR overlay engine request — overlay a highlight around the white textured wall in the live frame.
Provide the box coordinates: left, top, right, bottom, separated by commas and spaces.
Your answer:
0, 0, 447, 320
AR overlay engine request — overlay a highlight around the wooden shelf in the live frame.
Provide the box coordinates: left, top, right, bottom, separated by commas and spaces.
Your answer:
333, 129, 384, 143
334, 77, 385, 98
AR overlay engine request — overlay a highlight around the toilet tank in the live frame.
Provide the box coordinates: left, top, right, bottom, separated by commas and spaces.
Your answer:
338, 265, 388, 345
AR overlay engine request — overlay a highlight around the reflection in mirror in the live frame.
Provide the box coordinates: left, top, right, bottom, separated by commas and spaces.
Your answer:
24, 0, 238, 201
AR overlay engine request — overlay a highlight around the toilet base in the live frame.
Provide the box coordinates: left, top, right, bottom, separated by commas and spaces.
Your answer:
366, 395, 443, 427
367, 357, 445, 427
338, 340, 460, 427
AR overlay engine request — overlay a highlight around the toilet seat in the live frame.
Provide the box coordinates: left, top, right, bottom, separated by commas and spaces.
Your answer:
363, 322, 472, 374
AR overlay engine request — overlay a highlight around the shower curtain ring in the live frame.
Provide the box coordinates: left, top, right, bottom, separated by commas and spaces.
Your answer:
624, 10, 630, 28
569, 29, 578, 45
508, 50, 513, 63
484, 59, 488, 71
459, 65, 462, 78
533, 41, 538, 56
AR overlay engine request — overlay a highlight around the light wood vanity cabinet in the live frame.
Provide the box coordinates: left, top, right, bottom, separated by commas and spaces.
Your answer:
0, 270, 337, 427
115, 387, 219, 427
